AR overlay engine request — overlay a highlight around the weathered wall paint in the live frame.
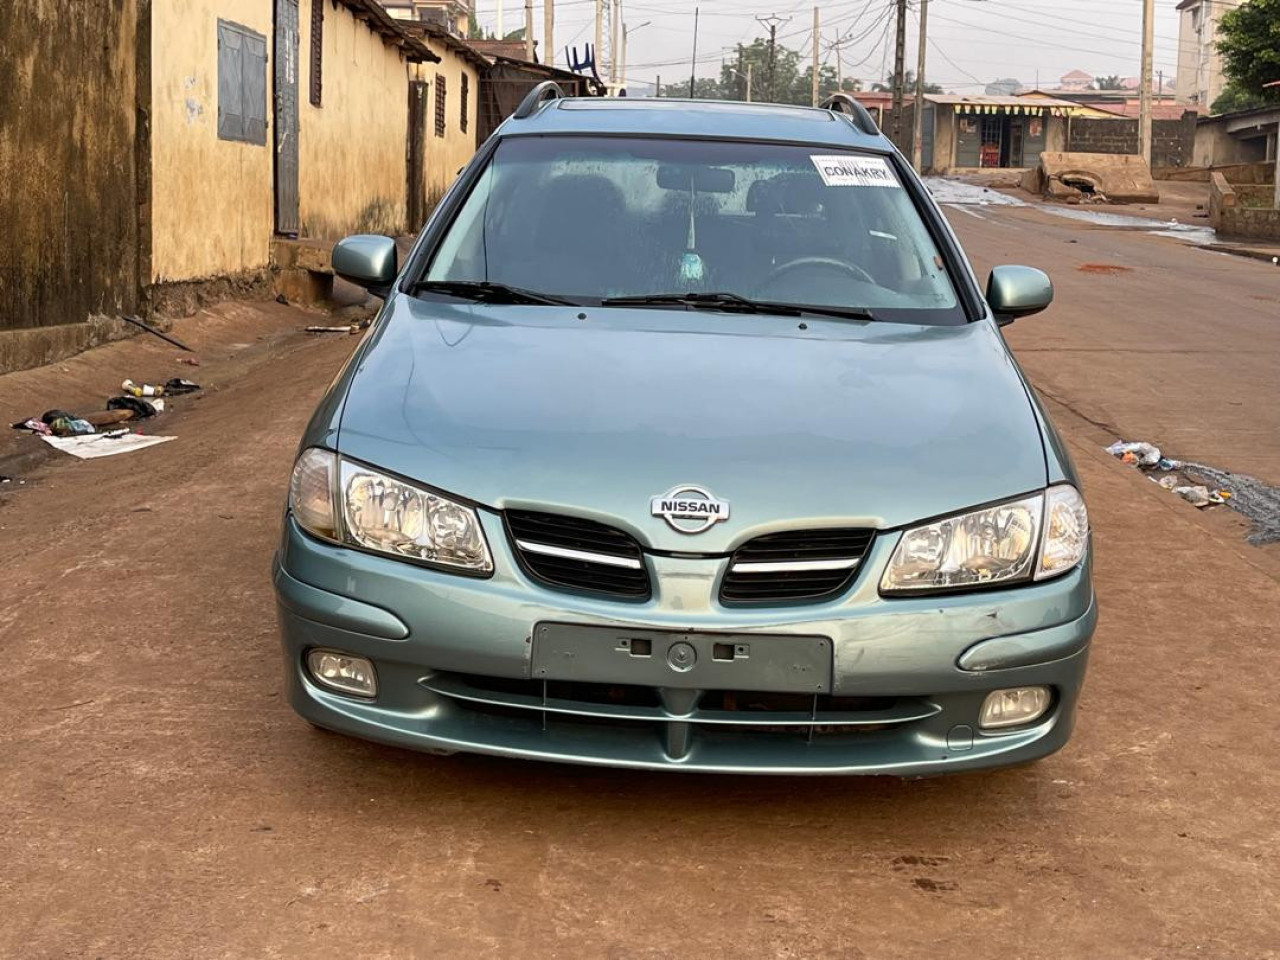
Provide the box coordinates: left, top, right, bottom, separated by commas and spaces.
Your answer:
414, 42, 481, 219
0, 0, 140, 332
150, 0, 274, 281
297, 1, 411, 239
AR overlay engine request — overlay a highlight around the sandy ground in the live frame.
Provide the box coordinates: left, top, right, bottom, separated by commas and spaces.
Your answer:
1, 207, 1278, 959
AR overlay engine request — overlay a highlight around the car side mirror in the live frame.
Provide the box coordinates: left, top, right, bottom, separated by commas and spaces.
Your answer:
987, 265, 1053, 326
332, 235, 398, 298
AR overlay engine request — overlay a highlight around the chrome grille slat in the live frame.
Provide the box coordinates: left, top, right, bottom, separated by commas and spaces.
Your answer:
507, 510, 651, 599
721, 528, 875, 603
422, 674, 940, 728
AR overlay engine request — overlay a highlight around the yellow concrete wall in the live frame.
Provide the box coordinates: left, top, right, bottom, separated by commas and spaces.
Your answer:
414, 42, 480, 214
297, 2, 412, 239
150, 0, 274, 282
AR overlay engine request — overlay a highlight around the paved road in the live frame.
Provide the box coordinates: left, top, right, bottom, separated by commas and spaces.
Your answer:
1, 210, 1278, 959
950, 199, 1280, 486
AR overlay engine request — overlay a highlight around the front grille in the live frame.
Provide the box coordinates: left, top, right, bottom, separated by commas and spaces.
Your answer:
506, 510, 651, 600
721, 528, 875, 603
423, 672, 940, 752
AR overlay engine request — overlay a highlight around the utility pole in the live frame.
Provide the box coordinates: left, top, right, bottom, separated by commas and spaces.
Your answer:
756, 14, 787, 103
594, 0, 604, 81
656, 74, 661, 97
611, 0, 621, 86
1139, 0, 1154, 165
524, 0, 534, 61
891, 0, 907, 147
497, 0, 503, 38
747, 62, 753, 102
544, 0, 554, 70
688, 6, 699, 98
622, 20, 648, 94
911, 0, 928, 171
811, 7, 820, 106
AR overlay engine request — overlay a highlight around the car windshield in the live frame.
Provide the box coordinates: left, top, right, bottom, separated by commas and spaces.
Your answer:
424, 136, 965, 325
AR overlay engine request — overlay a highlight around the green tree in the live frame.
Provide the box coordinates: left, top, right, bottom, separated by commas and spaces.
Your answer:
1215, 0, 1280, 112
1094, 75, 1125, 91
1211, 81, 1269, 115
661, 38, 849, 105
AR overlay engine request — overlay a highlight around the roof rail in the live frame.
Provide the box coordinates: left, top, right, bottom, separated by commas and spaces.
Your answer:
513, 81, 565, 120
820, 94, 880, 136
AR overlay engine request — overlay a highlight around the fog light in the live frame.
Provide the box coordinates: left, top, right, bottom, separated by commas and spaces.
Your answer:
979, 686, 1050, 729
307, 650, 377, 698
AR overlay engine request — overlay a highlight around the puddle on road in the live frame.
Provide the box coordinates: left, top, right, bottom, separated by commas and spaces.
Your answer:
925, 178, 1218, 247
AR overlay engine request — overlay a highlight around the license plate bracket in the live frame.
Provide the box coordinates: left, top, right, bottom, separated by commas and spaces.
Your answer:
531, 623, 832, 693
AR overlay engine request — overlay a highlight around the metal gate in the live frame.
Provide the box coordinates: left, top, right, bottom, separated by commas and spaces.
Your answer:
274, 0, 301, 235
406, 81, 429, 231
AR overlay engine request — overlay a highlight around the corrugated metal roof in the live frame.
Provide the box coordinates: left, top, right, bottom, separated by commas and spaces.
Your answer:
924, 93, 1079, 108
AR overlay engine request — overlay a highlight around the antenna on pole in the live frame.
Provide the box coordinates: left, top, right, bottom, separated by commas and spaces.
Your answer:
755, 13, 790, 103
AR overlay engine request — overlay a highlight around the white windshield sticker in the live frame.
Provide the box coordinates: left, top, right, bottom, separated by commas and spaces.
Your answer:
810, 155, 899, 188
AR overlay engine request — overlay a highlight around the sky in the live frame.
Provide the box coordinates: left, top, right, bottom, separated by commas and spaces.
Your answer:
473, 0, 1188, 94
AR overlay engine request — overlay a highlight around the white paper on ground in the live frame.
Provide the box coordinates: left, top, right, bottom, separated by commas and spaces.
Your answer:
41, 433, 176, 459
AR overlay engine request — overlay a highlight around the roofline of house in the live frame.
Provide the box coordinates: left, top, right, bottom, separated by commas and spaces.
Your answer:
1197, 102, 1280, 125
335, 0, 440, 62
486, 54, 608, 94
399, 21, 492, 70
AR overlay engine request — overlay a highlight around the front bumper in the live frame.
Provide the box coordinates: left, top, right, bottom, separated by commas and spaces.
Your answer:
275, 514, 1096, 776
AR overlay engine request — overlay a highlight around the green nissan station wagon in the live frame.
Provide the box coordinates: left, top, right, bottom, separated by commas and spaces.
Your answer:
273, 87, 1095, 775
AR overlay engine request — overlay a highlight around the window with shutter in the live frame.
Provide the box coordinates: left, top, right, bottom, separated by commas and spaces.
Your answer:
309, 0, 323, 106
435, 74, 447, 138
217, 20, 267, 145
460, 74, 469, 133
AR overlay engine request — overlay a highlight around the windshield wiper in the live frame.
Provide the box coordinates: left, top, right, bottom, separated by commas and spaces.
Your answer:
600, 292, 877, 322
412, 280, 576, 306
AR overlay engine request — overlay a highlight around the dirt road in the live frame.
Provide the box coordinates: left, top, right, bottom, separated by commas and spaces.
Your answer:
1, 209, 1278, 959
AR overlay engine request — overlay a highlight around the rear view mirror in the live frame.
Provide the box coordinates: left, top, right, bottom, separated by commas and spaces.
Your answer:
987, 265, 1053, 326
656, 165, 736, 193
332, 235, 398, 298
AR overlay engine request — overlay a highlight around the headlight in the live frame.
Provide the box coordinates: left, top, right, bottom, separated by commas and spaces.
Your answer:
289, 448, 339, 542
1037, 485, 1089, 580
880, 485, 1088, 594
289, 448, 492, 574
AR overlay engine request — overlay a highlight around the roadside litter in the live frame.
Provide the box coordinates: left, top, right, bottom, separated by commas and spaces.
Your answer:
40, 432, 176, 460
1106, 438, 1280, 544
120, 314, 194, 353
9, 378, 198, 460
306, 324, 362, 335
121, 377, 200, 398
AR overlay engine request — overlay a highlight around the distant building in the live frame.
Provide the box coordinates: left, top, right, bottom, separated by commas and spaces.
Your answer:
1175, 0, 1228, 109
1059, 70, 1094, 92
985, 78, 1024, 97
382, 0, 472, 36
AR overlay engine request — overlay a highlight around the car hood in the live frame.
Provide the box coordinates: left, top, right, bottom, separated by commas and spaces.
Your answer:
337, 297, 1046, 552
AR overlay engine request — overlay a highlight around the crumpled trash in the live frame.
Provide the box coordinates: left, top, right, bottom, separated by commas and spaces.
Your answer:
163, 378, 200, 396
11, 418, 52, 436
121, 377, 201, 397
1107, 441, 1162, 467
107, 395, 161, 419
41, 410, 95, 437
1156, 457, 1182, 472
1156, 475, 1178, 490
1173, 485, 1210, 507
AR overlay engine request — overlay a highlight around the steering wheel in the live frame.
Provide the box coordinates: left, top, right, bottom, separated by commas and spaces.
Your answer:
766, 256, 876, 287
